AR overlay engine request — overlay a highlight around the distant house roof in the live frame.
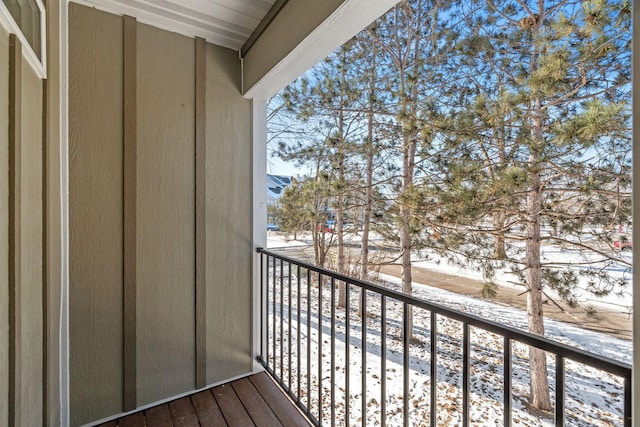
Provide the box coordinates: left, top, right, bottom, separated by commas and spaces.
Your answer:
267, 174, 292, 204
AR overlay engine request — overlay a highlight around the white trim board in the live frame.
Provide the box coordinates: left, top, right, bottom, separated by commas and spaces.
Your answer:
0, 0, 47, 78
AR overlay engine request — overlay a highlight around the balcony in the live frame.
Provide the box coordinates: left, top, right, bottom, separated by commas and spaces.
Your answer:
257, 248, 632, 427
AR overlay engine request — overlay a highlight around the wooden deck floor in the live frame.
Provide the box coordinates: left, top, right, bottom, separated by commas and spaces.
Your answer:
96, 372, 312, 427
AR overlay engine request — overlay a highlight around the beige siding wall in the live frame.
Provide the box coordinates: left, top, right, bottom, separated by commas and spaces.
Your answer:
18, 56, 44, 427
206, 44, 253, 384
136, 23, 196, 406
0, 28, 45, 426
68, 4, 253, 425
68, 4, 124, 422
0, 25, 9, 427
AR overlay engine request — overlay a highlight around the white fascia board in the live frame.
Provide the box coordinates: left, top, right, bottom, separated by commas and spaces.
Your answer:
243, 0, 400, 101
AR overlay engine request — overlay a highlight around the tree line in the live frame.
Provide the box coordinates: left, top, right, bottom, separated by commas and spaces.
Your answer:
268, 0, 631, 412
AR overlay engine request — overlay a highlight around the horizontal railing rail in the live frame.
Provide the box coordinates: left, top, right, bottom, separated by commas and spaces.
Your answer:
257, 247, 632, 427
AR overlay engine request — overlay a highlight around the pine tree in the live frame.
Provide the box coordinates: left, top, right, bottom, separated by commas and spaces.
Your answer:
426, 0, 631, 410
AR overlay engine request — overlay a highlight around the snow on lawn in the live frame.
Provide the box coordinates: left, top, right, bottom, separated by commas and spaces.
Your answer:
264, 262, 631, 426
413, 245, 633, 315
267, 230, 633, 314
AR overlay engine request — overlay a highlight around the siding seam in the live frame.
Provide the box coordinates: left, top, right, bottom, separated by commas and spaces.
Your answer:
195, 36, 207, 389
123, 14, 137, 412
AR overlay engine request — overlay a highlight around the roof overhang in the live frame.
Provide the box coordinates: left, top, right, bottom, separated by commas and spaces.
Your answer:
241, 0, 400, 100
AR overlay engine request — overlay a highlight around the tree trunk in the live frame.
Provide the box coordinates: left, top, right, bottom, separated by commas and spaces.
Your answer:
359, 40, 377, 318
523, 10, 551, 410
525, 169, 552, 412
493, 234, 506, 260
337, 49, 348, 309
337, 203, 347, 307
493, 216, 506, 260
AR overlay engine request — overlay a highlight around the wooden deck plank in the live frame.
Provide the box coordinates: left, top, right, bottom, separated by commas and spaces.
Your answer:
191, 390, 228, 427
231, 377, 283, 427
249, 372, 311, 427
212, 383, 256, 427
102, 373, 311, 427
118, 412, 145, 427
144, 404, 173, 427
168, 396, 200, 426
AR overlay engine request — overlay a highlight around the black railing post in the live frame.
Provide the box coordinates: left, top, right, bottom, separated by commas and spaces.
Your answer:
504, 336, 511, 427
297, 264, 301, 402
463, 323, 470, 427
345, 283, 351, 425
288, 261, 292, 392
280, 258, 284, 381
330, 277, 336, 427
556, 354, 565, 427
272, 256, 276, 372
381, 295, 387, 427
624, 373, 632, 427
361, 290, 367, 427
318, 272, 323, 425
430, 312, 437, 427
260, 251, 264, 362
306, 267, 311, 416
403, 302, 410, 427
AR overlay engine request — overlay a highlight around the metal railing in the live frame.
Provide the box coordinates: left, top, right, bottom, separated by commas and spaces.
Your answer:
257, 248, 632, 427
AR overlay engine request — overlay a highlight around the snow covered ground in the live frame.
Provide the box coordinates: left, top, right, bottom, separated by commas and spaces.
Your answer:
267, 230, 633, 314
264, 232, 632, 426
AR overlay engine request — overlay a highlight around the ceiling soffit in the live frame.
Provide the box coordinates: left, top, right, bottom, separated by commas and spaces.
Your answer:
71, 0, 276, 51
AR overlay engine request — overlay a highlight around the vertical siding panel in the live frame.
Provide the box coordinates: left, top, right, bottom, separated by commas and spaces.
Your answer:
0, 26, 10, 427
42, 75, 49, 427
19, 55, 44, 427
205, 44, 253, 385
69, 4, 124, 425
195, 37, 207, 390
136, 23, 196, 405
8, 33, 22, 427
123, 14, 138, 412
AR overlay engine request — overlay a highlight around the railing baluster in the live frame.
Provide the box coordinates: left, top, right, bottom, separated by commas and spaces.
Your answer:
556, 354, 564, 427
318, 273, 323, 425
345, 283, 351, 425
260, 253, 264, 361
361, 290, 367, 427
272, 256, 276, 373
624, 372, 632, 427
403, 302, 410, 427
307, 267, 312, 415
297, 264, 301, 402
331, 278, 336, 427
280, 258, 284, 380
288, 261, 292, 392
463, 323, 470, 427
381, 295, 387, 427
430, 312, 437, 427
504, 336, 511, 427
